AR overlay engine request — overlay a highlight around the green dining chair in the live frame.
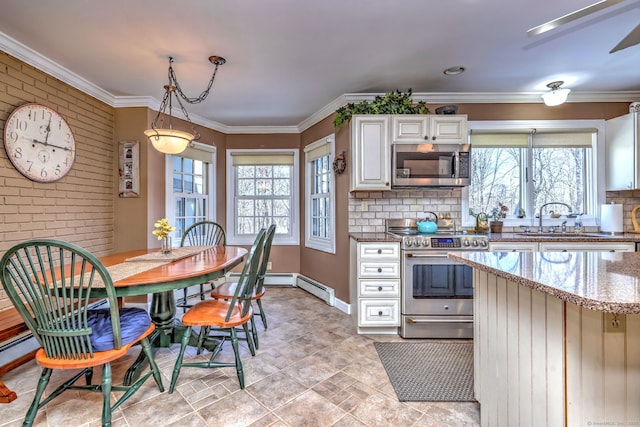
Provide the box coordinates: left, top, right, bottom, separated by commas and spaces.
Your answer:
211, 223, 276, 349
169, 229, 266, 391
0, 239, 164, 427
178, 221, 226, 310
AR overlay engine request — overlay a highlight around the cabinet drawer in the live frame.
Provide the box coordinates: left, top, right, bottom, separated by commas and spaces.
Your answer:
358, 242, 400, 260
359, 279, 400, 298
359, 262, 400, 278
359, 299, 400, 326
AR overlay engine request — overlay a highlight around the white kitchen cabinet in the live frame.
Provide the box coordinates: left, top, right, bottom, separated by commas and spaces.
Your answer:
489, 242, 538, 252
392, 114, 467, 144
491, 241, 636, 252
606, 112, 640, 190
350, 115, 391, 191
355, 241, 401, 333
539, 241, 635, 252
392, 115, 429, 142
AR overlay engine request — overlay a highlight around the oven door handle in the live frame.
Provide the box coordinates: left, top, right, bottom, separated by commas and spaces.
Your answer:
406, 318, 474, 324
405, 253, 450, 258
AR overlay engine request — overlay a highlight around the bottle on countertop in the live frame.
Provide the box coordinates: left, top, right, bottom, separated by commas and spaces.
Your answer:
574, 215, 583, 233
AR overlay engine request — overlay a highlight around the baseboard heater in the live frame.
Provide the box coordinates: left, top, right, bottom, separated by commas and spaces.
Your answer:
197, 273, 335, 306
295, 275, 335, 306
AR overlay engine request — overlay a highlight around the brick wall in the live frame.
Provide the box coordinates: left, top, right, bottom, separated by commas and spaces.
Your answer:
0, 52, 115, 311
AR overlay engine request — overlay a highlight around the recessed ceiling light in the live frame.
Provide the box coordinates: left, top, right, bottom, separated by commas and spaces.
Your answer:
443, 66, 466, 76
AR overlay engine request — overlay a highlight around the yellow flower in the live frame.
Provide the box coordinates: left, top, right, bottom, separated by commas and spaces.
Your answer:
151, 218, 176, 240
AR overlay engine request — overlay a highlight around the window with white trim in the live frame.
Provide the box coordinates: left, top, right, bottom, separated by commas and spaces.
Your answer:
226, 149, 299, 245
305, 135, 335, 253
462, 120, 604, 228
165, 143, 216, 242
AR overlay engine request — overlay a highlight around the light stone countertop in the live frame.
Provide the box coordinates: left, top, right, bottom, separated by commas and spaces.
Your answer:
448, 251, 640, 314
350, 231, 640, 243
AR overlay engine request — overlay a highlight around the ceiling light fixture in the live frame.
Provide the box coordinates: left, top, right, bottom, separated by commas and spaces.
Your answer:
541, 80, 571, 106
443, 66, 466, 76
145, 55, 226, 154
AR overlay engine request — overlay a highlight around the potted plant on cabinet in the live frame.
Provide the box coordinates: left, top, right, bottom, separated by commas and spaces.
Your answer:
333, 89, 430, 129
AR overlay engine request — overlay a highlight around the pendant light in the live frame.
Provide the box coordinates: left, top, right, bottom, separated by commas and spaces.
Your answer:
541, 81, 570, 106
145, 56, 226, 154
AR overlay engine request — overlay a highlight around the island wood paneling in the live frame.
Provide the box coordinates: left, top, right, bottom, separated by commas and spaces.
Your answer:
474, 268, 640, 426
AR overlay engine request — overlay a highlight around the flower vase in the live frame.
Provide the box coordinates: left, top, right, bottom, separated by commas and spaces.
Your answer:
161, 236, 172, 255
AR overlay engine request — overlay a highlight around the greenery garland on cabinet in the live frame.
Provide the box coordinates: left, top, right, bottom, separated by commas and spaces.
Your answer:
333, 89, 430, 129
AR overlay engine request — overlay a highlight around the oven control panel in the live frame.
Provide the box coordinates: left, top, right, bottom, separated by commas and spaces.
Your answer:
402, 235, 488, 250
431, 237, 461, 248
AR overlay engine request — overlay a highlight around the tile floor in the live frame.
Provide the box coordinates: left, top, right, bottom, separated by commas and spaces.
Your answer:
0, 287, 480, 427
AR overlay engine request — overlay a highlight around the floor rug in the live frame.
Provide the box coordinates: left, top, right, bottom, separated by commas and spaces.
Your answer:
374, 341, 475, 402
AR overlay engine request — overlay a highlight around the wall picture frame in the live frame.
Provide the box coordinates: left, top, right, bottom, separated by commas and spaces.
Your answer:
118, 140, 140, 197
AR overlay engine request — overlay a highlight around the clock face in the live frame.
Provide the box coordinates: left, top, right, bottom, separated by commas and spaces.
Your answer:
3, 103, 76, 183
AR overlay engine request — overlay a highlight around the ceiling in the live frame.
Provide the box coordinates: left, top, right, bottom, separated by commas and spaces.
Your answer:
1, 0, 639, 132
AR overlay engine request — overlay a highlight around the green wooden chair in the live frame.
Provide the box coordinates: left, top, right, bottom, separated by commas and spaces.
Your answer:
211, 223, 276, 349
0, 239, 164, 427
169, 229, 266, 391
178, 221, 226, 310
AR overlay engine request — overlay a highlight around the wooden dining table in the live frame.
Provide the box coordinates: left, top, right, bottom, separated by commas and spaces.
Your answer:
93, 245, 247, 384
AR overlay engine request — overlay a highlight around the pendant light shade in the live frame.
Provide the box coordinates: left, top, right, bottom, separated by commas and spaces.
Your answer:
144, 128, 194, 154
146, 56, 226, 154
541, 81, 570, 106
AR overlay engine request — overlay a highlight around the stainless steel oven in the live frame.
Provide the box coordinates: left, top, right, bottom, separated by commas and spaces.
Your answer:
387, 219, 488, 339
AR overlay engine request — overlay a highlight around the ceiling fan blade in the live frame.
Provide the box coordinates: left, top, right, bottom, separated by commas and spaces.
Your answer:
610, 23, 640, 52
527, 0, 624, 37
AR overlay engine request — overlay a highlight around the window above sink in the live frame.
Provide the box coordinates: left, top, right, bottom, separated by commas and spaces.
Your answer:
461, 119, 606, 229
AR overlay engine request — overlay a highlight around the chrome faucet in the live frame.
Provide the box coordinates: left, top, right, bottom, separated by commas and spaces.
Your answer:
538, 202, 572, 233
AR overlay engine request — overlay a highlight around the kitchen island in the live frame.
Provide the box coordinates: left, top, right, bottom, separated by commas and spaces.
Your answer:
449, 251, 640, 427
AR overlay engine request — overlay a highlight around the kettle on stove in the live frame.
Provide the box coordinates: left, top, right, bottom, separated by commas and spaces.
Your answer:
416, 211, 438, 233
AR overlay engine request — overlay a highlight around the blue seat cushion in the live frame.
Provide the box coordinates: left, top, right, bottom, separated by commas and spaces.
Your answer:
87, 307, 151, 352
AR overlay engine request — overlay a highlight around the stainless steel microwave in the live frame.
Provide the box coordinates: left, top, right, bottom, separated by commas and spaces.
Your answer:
392, 143, 471, 188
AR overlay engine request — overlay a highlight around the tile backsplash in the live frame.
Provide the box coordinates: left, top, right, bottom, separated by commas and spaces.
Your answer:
348, 189, 640, 234
348, 189, 462, 233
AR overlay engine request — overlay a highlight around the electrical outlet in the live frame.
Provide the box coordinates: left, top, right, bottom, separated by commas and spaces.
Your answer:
267, 261, 272, 271
361, 201, 368, 211
604, 313, 626, 333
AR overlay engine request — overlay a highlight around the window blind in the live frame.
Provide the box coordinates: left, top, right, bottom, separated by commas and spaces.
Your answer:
304, 138, 332, 162
175, 142, 216, 163
230, 152, 295, 166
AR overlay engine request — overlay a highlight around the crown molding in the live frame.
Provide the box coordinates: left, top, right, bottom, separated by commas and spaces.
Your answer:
3, 31, 639, 135
0, 32, 114, 105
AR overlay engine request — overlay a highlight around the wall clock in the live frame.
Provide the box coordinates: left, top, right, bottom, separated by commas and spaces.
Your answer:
3, 103, 76, 183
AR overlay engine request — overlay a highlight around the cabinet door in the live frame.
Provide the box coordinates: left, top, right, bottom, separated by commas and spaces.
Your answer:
539, 242, 636, 252
429, 115, 468, 144
351, 116, 391, 191
392, 115, 429, 143
489, 242, 538, 252
605, 113, 638, 190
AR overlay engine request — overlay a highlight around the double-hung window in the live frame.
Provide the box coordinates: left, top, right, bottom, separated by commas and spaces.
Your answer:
304, 135, 335, 253
226, 149, 299, 245
462, 120, 603, 227
165, 142, 216, 241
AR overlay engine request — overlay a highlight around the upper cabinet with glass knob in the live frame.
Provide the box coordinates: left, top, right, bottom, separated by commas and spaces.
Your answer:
606, 112, 640, 190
